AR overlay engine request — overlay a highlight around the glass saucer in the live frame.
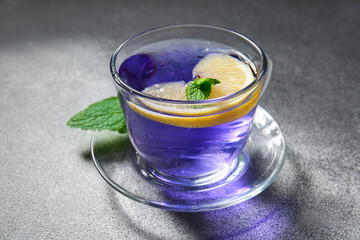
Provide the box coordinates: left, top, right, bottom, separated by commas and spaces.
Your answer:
91, 106, 286, 212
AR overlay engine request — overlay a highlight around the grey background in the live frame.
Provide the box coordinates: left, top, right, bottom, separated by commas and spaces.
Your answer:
1, 0, 359, 239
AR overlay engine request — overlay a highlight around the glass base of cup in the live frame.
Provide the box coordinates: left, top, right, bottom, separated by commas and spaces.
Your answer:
133, 153, 249, 192
91, 106, 286, 212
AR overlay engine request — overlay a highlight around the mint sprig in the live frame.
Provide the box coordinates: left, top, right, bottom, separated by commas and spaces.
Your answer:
186, 78, 220, 101
67, 78, 220, 132
66, 97, 127, 133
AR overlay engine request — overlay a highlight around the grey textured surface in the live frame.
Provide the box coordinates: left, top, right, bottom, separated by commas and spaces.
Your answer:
1, 0, 359, 239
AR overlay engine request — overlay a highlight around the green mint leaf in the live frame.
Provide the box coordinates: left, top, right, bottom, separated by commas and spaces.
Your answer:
66, 97, 127, 133
186, 78, 220, 101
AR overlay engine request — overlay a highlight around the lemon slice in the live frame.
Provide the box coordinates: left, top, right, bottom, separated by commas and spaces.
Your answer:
142, 81, 187, 101
193, 53, 254, 98
129, 53, 261, 128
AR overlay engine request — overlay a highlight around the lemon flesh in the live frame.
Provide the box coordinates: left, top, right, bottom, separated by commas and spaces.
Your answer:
142, 53, 255, 100
193, 53, 255, 98
142, 81, 187, 101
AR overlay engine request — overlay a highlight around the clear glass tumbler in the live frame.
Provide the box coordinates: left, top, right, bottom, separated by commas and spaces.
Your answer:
110, 25, 272, 190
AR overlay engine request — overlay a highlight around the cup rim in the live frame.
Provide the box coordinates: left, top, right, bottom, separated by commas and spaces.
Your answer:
110, 24, 268, 104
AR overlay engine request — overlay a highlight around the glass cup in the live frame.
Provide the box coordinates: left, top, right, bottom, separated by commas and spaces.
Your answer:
110, 25, 272, 190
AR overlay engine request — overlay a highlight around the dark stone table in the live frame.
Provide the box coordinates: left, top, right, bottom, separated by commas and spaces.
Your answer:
1, 0, 359, 239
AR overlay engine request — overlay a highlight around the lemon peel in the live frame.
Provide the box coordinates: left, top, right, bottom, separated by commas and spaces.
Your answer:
128, 85, 261, 128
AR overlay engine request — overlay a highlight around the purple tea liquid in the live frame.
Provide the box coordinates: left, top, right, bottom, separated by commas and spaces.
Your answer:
118, 40, 257, 186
